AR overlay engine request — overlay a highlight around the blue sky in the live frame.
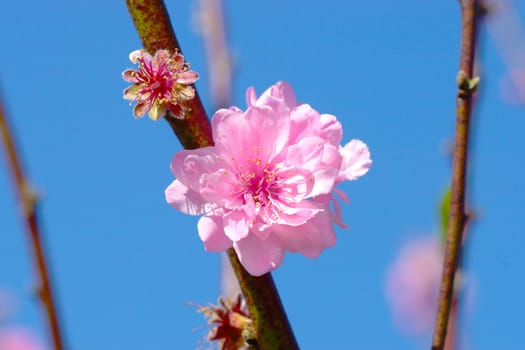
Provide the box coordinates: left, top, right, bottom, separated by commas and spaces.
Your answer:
0, 1, 524, 349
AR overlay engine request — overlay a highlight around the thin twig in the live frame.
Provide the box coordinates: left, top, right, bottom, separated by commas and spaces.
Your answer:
431, 1, 480, 349
0, 96, 65, 350
195, 0, 234, 110
125, 1, 299, 349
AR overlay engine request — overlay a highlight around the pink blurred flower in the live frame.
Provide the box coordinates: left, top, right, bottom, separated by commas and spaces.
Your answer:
385, 236, 443, 334
123, 49, 198, 120
166, 81, 371, 276
484, 0, 525, 105
499, 68, 525, 105
0, 327, 44, 350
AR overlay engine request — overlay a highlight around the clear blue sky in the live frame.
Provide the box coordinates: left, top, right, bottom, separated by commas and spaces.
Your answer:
0, 1, 524, 349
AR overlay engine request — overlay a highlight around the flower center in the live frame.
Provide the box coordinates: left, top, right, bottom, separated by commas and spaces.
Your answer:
138, 63, 173, 102
231, 146, 283, 222
240, 166, 278, 207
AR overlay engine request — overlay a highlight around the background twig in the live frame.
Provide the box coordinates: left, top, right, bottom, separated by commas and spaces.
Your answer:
195, 0, 234, 111
0, 96, 65, 350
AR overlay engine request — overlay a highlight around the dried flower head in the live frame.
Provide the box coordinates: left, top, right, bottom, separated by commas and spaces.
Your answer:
197, 295, 253, 350
123, 49, 199, 120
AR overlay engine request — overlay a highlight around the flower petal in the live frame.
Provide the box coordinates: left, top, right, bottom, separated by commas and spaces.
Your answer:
170, 147, 226, 190
122, 69, 139, 83
133, 102, 148, 118
255, 81, 298, 111
176, 85, 195, 100
199, 170, 239, 208
177, 71, 199, 84
233, 234, 284, 276
288, 104, 320, 143
170, 147, 238, 209
245, 86, 257, 107
148, 103, 166, 121
289, 105, 342, 145
281, 137, 341, 197
212, 108, 255, 163
319, 113, 343, 145
129, 49, 143, 64
273, 207, 336, 258
223, 209, 251, 241
123, 85, 140, 100
165, 180, 216, 215
272, 199, 322, 227
337, 139, 372, 182
198, 215, 232, 251
274, 167, 314, 203
313, 193, 348, 228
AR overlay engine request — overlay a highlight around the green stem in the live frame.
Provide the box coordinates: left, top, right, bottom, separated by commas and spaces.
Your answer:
431, 1, 479, 349
125, 1, 299, 349
0, 96, 66, 350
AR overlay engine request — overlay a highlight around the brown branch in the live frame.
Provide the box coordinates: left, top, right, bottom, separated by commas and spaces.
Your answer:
431, 1, 480, 349
125, 1, 299, 349
226, 249, 299, 350
0, 97, 65, 350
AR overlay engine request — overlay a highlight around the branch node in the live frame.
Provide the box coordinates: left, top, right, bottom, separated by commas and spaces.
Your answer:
242, 323, 259, 349
21, 184, 38, 214
457, 70, 480, 96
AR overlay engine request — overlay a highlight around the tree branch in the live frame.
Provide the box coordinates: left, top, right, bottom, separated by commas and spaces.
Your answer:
431, 1, 480, 349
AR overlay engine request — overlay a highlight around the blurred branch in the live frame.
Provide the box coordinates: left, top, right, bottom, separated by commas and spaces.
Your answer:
194, 0, 240, 299
195, 0, 234, 110
431, 1, 480, 349
0, 95, 65, 350
125, 1, 299, 349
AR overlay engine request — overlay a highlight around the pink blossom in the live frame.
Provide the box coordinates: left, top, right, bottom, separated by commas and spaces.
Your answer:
385, 236, 443, 334
0, 327, 44, 350
166, 82, 371, 276
122, 49, 198, 120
